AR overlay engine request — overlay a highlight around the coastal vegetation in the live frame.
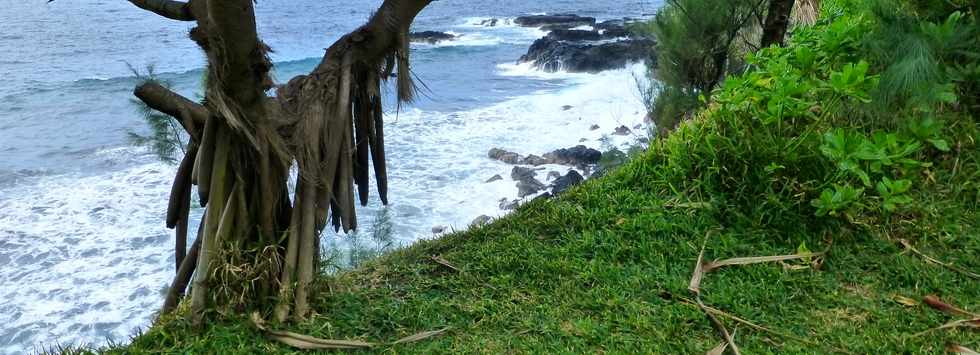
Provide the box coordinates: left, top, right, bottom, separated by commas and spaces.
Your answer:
58, 0, 978, 353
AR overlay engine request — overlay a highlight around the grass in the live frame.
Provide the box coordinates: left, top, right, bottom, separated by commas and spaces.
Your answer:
92, 138, 979, 353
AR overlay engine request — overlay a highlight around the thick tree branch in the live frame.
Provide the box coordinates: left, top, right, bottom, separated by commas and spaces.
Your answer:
127, 0, 195, 21
205, 0, 269, 106
359, 0, 434, 54
134, 82, 208, 140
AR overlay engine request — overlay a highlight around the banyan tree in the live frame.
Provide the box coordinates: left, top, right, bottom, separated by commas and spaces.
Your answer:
124, 0, 434, 324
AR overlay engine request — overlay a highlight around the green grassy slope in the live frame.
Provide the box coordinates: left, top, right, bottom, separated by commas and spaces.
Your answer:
110, 147, 978, 353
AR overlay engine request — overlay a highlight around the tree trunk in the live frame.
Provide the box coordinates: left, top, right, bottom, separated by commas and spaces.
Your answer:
124, 0, 434, 324
761, 0, 796, 47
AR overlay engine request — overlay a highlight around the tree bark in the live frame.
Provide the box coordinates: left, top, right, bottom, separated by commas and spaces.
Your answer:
761, 0, 796, 47
134, 82, 206, 139
127, 0, 434, 324
127, 0, 194, 21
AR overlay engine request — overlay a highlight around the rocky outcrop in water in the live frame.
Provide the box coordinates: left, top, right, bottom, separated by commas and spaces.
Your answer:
479, 18, 500, 27
520, 37, 654, 73
488, 148, 525, 164
517, 16, 655, 73
542, 145, 602, 167
409, 31, 457, 44
488, 145, 602, 168
514, 14, 596, 29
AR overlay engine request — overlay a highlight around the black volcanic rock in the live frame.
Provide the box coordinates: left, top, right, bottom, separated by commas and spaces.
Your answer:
409, 31, 456, 44
613, 125, 632, 135
488, 148, 524, 164
547, 29, 602, 42
551, 170, 585, 195
519, 35, 654, 73
514, 14, 596, 29
595, 19, 631, 38
543, 145, 602, 166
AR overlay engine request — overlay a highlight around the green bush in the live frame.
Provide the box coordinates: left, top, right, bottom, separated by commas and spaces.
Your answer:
637, 0, 977, 233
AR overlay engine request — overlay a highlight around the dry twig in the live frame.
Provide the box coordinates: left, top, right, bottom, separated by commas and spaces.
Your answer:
899, 239, 980, 279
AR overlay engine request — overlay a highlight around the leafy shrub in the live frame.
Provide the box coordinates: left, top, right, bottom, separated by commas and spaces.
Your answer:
635, 0, 977, 234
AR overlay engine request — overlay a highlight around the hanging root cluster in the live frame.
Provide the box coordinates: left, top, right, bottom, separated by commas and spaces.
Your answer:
130, 0, 433, 326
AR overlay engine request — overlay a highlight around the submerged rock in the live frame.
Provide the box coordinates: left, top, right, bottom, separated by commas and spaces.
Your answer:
523, 154, 551, 166
409, 31, 456, 44
511, 166, 538, 181
470, 215, 492, 227
517, 180, 546, 197
514, 14, 596, 29
479, 18, 500, 27
499, 198, 520, 210
613, 125, 632, 135
488, 148, 524, 164
547, 171, 562, 181
512, 166, 546, 197
485, 174, 503, 183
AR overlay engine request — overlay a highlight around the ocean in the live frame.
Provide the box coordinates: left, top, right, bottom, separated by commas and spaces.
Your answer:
0, 0, 659, 352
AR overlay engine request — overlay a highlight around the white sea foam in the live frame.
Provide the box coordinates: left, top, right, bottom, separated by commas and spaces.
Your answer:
382, 62, 650, 232
412, 32, 504, 48
453, 17, 548, 43
457, 16, 517, 28
0, 156, 179, 354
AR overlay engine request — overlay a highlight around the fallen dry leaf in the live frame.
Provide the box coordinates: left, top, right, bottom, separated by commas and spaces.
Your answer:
393, 327, 450, 344
430, 255, 460, 272
948, 344, 980, 355
893, 295, 920, 307
707, 342, 728, 355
